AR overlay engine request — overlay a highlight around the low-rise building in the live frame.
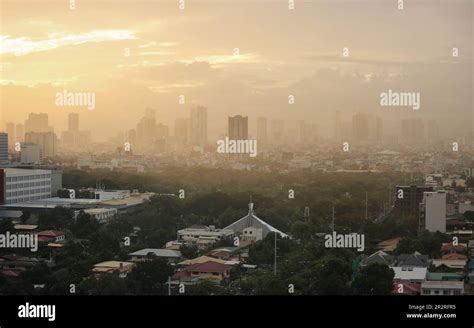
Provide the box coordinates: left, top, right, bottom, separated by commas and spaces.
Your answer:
177, 225, 234, 248
128, 248, 182, 263
92, 261, 135, 278
421, 281, 464, 295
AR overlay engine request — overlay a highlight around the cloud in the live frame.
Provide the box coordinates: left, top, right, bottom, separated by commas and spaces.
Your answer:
0, 30, 137, 56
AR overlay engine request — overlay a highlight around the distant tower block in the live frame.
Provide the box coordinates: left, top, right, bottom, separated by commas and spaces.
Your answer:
304, 206, 310, 217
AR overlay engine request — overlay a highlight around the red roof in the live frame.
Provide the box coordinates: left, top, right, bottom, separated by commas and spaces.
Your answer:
392, 282, 421, 295
441, 243, 466, 254
37, 230, 64, 237
185, 261, 231, 273
441, 253, 467, 260
378, 237, 401, 247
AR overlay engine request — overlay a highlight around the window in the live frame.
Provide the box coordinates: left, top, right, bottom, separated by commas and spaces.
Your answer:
443, 290, 450, 295
422, 289, 430, 295
453, 290, 461, 295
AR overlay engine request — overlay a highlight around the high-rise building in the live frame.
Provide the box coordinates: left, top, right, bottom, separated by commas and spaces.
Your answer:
271, 119, 285, 142
136, 116, 156, 145
145, 108, 157, 122
395, 185, 434, 217
190, 106, 207, 146
126, 129, 137, 146
419, 191, 446, 233
174, 118, 190, 145
25, 132, 58, 157
352, 113, 370, 141
335, 111, 343, 142
16, 124, 24, 142
257, 117, 267, 143
5, 123, 15, 149
25, 113, 49, 133
68, 113, 79, 132
156, 123, 169, 139
0, 133, 8, 165
401, 118, 424, 141
297, 120, 318, 144
20, 142, 42, 164
0, 168, 53, 204
228, 115, 248, 140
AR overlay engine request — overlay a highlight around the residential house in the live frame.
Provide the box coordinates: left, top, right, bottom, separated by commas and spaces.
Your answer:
92, 261, 135, 278
127, 248, 182, 263
421, 281, 464, 295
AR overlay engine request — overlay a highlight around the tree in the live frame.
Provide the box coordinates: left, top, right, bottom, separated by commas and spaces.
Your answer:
180, 244, 199, 259
0, 218, 14, 234
126, 258, 174, 294
38, 207, 74, 230
352, 263, 394, 295
72, 213, 100, 239
464, 211, 474, 222
313, 256, 351, 295
394, 238, 418, 255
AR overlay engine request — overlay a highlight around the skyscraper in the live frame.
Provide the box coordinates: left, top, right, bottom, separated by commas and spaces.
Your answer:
145, 108, 157, 122
190, 106, 207, 146
5, 123, 15, 149
271, 119, 284, 142
401, 118, 424, 141
25, 132, 58, 157
68, 113, 79, 132
15, 124, 24, 143
174, 118, 190, 145
335, 110, 343, 142
25, 113, 49, 133
352, 113, 369, 141
0, 133, 8, 165
136, 116, 156, 145
257, 117, 267, 143
228, 115, 248, 140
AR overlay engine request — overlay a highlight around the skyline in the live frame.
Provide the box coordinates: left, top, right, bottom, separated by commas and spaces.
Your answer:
1, 0, 472, 140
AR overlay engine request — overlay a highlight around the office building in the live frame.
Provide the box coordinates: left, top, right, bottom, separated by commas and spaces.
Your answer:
68, 113, 79, 133
401, 118, 424, 141
257, 117, 268, 143
20, 142, 42, 164
228, 115, 248, 140
395, 185, 434, 217
174, 118, 190, 144
25, 132, 58, 157
16, 124, 24, 142
6, 123, 15, 149
136, 116, 156, 145
0, 133, 8, 166
419, 191, 447, 233
25, 113, 49, 133
0, 168, 53, 204
190, 106, 207, 146
352, 113, 369, 141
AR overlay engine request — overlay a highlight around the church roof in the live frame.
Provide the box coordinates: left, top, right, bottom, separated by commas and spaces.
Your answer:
223, 202, 288, 238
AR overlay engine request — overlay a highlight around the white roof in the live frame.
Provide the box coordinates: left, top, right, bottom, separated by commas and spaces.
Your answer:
392, 267, 427, 280
4, 168, 51, 176
421, 281, 464, 289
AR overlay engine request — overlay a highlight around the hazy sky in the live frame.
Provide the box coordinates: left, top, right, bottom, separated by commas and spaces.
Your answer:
0, 0, 472, 140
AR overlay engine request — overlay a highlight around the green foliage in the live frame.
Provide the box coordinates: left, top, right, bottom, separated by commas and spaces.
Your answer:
352, 263, 395, 295
126, 258, 174, 294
